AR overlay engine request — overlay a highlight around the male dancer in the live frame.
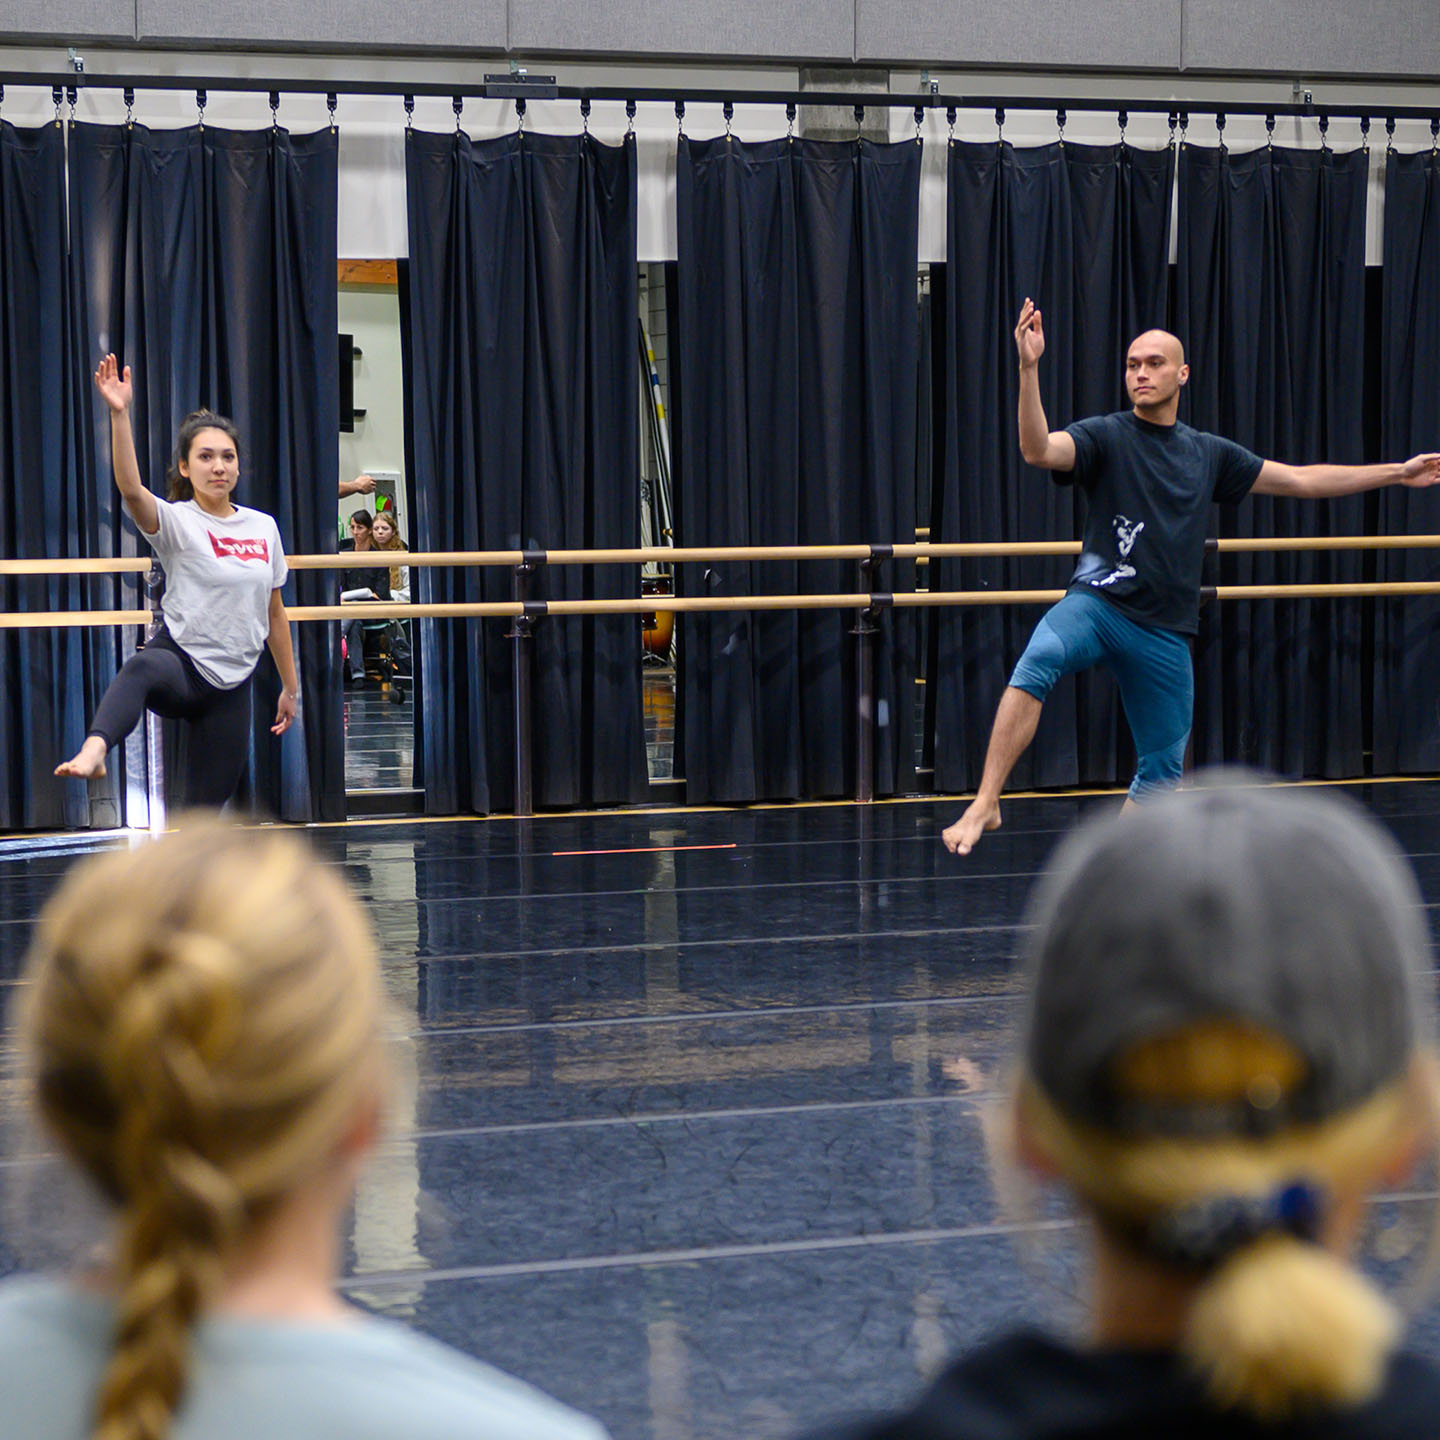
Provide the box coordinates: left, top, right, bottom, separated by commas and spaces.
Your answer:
943, 300, 1440, 855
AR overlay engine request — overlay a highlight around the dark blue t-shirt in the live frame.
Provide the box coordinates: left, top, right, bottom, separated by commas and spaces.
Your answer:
803, 1330, 1440, 1440
1058, 411, 1262, 635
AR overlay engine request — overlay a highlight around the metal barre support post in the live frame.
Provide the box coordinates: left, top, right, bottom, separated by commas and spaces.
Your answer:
508, 562, 536, 819
854, 555, 878, 805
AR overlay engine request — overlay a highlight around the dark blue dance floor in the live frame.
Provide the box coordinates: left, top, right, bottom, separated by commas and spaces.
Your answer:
4, 783, 1440, 1439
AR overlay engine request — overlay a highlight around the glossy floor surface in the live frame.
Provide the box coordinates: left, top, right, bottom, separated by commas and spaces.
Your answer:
344, 678, 415, 790
4, 784, 1440, 1438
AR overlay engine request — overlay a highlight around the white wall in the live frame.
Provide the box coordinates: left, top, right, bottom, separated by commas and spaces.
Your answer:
338, 284, 409, 545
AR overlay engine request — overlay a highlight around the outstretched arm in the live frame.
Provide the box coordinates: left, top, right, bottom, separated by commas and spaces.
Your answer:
340, 473, 377, 498
1252, 454, 1440, 499
267, 589, 300, 735
1015, 300, 1076, 471
95, 355, 159, 536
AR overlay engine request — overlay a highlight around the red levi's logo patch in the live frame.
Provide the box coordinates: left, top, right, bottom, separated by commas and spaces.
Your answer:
209, 533, 269, 563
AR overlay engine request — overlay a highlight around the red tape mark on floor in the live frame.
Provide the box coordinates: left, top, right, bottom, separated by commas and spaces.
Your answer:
551, 843, 740, 857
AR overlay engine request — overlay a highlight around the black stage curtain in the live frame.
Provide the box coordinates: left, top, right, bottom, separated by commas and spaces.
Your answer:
1178, 144, 1369, 779
932, 141, 1175, 793
0, 122, 102, 830
405, 129, 647, 814
68, 122, 343, 822
674, 136, 920, 803
1374, 150, 1440, 772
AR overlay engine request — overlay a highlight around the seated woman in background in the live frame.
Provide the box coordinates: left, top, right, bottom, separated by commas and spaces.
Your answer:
371, 510, 409, 603
338, 509, 387, 682
0, 819, 608, 1440
370, 510, 412, 675
807, 780, 1440, 1439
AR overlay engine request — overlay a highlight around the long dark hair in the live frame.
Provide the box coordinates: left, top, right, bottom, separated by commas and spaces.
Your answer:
165, 410, 242, 502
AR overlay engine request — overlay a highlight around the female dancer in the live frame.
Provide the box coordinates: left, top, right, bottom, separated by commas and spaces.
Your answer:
1, 818, 608, 1440
813, 781, 1440, 1437
55, 356, 298, 806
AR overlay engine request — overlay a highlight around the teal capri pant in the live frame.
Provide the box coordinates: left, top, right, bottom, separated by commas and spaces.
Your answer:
1009, 590, 1192, 802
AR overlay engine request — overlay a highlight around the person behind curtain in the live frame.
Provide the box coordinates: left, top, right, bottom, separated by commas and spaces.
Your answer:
0, 817, 610, 1440
370, 510, 412, 674
55, 356, 299, 807
338, 510, 388, 682
810, 780, 1440, 1439
943, 301, 1440, 855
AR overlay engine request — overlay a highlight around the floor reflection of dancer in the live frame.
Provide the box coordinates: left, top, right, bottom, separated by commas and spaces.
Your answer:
943, 301, 1440, 856
55, 356, 298, 806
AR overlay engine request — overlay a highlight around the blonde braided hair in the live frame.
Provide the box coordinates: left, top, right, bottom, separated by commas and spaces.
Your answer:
19, 819, 383, 1440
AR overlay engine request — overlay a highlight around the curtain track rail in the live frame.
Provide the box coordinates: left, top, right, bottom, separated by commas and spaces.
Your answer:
2, 72, 1437, 124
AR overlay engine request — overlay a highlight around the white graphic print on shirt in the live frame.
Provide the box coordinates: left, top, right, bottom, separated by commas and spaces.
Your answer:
1092, 515, 1145, 589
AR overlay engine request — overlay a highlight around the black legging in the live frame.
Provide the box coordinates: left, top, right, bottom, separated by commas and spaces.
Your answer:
89, 629, 253, 807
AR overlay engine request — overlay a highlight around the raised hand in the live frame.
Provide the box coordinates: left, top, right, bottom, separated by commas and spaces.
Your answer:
94, 354, 133, 414
1400, 453, 1440, 488
1015, 298, 1046, 369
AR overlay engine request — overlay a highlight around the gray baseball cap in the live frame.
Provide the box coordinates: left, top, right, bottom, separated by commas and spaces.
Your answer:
1021, 776, 1431, 1137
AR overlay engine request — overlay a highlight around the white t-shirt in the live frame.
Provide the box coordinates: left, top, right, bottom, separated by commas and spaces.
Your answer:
0, 1276, 610, 1440
146, 497, 288, 688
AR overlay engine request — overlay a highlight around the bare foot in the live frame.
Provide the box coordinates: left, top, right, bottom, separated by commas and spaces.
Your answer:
942, 799, 1001, 856
55, 737, 108, 780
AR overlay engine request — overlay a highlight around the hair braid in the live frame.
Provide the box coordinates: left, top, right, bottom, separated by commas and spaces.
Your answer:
90, 937, 247, 1440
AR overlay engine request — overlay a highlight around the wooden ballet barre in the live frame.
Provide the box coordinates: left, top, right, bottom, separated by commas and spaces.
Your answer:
0, 609, 150, 629
0, 557, 151, 575
9, 534, 1440, 580
11, 578, 1440, 629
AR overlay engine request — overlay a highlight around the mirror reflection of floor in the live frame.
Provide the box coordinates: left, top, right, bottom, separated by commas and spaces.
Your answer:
342, 665, 674, 799
644, 665, 675, 782
343, 682, 414, 790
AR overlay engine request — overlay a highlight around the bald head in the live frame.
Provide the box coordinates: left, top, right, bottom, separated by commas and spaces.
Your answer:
1124, 330, 1189, 421
1129, 330, 1186, 368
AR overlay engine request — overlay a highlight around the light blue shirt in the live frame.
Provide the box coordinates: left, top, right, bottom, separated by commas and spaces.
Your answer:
0, 1276, 609, 1440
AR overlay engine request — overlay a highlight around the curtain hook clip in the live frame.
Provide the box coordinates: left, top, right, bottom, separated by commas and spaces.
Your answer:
580, 96, 591, 135
1385, 115, 1396, 154
1215, 111, 1226, 153
1167, 111, 1177, 148
196, 88, 206, 131
269, 90, 280, 131
1359, 115, 1370, 154
124, 87, 135, 129
675, 98, 685, 139
914, 104, 923, 144
1265, 113, 1275, 150
453, 95, 463, 133
403, 94, 414, 131
723, 99, 733, 139
994, 106, 1004, 143
327, 92, 337, 132
52, 85, 62, 127
853, 103, 864, 142
1118, 109, 1128, 145
1056, 108, 1066, 146
67, 85, 77, 125
786, 101, 796, 141
1318, 113, 1329, 152
1178, 111, 1189, 147
516, 96, 526, 132
625, 98, 636, 137
1432, 116, 1439, 152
